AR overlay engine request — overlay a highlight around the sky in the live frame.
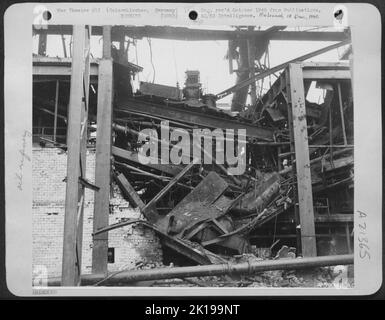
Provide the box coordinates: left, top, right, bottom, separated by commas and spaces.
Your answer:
33, 26, 349, 104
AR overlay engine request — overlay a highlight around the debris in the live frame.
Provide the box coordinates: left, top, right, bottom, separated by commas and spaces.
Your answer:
34, 25, 355, 287
275, 245, 296, 260
108, 58, 354, 267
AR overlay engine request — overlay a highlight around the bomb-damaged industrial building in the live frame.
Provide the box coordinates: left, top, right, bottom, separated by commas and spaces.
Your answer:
32, 25, 354, 287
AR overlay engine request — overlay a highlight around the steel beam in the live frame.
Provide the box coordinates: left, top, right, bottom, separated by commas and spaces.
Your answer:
288, 63, 317, 257
33, 25, 350, 42
92, 26, 113, 275
116, 99, 274, 141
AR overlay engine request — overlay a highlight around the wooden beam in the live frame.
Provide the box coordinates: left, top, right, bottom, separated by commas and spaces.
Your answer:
276, 214, 353, 224
345, 223, 352, 253
33, 58, 99, 77
228, 41, 234, 74
62, 25, 87, 286
329, 93, 334, 166
143, 158, 199, 213
102, 25, 112, 59
119, 26, 349, 42
112, 145, 182, 176
270, 30, 349, 42
53, 80, 59, 142
115, 173, 145, 210
314, 214, 353, 223
33, 25, 350, 42
76, 26, 92, 281
284, 67, 302, 253
38, 30, 47, 55
288, 63, 317, 257
92, 27, 114, 275
61, 34, 67, 58
337, 82, 348, 145
247, 27, 257, 105
302, 62, 350, 68
302, 69, 351, 80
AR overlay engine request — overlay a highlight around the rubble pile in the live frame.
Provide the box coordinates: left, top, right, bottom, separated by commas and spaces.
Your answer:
32, 25, 355, 287
102, 82, 353, 267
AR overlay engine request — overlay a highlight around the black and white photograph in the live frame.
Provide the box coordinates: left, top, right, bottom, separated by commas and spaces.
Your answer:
31, 23, 356, 288
3, 3, 382, 297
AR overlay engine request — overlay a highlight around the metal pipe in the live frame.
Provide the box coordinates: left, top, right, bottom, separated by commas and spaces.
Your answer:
48, 254, 353, 286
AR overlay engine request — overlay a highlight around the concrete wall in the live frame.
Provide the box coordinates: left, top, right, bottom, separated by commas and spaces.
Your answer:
32, 146, 163, 278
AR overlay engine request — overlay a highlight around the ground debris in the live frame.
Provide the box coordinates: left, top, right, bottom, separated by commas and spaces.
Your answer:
130, 254, 354, 288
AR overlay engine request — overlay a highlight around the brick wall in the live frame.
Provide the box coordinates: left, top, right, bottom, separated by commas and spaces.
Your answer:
32, 146, 163, 278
